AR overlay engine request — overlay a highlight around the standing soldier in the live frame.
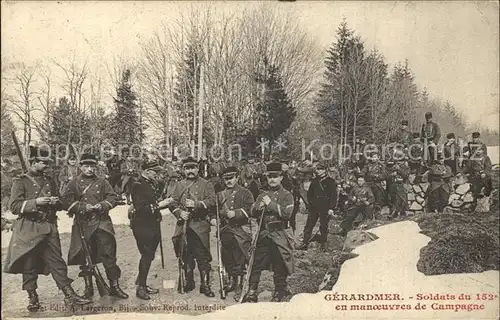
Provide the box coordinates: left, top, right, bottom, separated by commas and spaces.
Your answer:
421, 112, 441, 166
62, 153, 129, 300
4, 146, 91, 311
362, 151, 387, 216
425, 151, 453, 213
58, 154, 79, 194
96, 159, 110, 180
120, 152, 139, 205
443, 133, 460, 174
339, 175, 375, 237
216, 166, 254, 301
166, 156, 216, 297
387, 153, 410, 218
408, 132, 425, 181
129, 160, 168, 300
297, 161, 337, 251
243, 162, 295, 303
463, 147, 492, 211
392, 120, 412, 147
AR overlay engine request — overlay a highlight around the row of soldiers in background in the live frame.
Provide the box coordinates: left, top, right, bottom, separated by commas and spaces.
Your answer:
4, 148, 129, 313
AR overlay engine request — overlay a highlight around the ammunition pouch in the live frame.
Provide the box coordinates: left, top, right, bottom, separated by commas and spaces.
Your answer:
22, 211, 56, 224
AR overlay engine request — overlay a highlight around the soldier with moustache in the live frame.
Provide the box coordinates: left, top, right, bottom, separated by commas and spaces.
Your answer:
216, 166, 254, 301
243, 163, 295, 303
4, 146, 91, 311
62, 153, 129, 300
129, 160, 169, 300
297, 161, 337, 251
166, 156, 217, 297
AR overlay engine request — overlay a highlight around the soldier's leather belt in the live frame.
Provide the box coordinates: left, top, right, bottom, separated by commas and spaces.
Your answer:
264, 221, 284, 232
22, 212, 56, 224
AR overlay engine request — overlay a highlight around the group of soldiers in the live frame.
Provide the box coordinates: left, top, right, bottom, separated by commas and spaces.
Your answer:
3, 111, 495, 311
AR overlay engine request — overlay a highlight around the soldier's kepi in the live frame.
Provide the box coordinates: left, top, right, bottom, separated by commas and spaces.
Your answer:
167, 156, 217, 297
61, 153, 129, 300
3, 146, 91, 312
129, 160, 166, 300
217, 166, 254, 301
242, 162, 295, 303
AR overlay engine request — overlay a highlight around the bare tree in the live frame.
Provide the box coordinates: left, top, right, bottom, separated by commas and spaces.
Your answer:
32, 65, 55, 142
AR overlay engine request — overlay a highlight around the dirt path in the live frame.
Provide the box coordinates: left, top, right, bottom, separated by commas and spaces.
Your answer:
1, 206, 310, 318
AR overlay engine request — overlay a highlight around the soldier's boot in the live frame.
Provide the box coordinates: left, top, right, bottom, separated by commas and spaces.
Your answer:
225, 275, 237, 293
61, 285, 92, 306
199, 271, 215, 297
109, 280, 129, 299
146, 286, 159, 294
242, 289, 258, 303
273, 288, 292, 302
136, 285, 150, 300
184, 269, 195, 292
233, 276, 243, 302
83, 275, 94, 299
27, 290, 41, 312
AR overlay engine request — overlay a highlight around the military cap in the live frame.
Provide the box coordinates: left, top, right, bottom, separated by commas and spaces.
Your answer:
298, 165, 314, 174
182, 156, 198, 166
401, 120, 409, 126
29, 146, 53, 162
222, 166, 238, 177
266, 162, 282, 173
446, 133, 455, 139
425, 112, 433, 118
472, 132, 480, 138
142, 160, 163, 171
80, 153, 98, 165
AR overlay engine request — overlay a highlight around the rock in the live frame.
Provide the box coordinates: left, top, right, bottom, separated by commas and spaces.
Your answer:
296, 259, 312, 269
259, 290, 273, 301
443, 206, 458, 214
404, 184, 412, 193
410, 202, 422, 211
380, 207, 391, 215
408, 193, 416, 201
421, 175, 429, 183
455, 184, 470, 195
416, 196, 425, 204
475, 197, 490, 213
419, 192, 425, 198
343, 230, 378, 251
453, 175, 468, 185
451, 200, 463, 208
413, 185, 422, 193
463, 192, 474, 203
463, 204, 472, 210
409, 174, 416, 184
448, 193, 460, 204
420, 183, 429, 193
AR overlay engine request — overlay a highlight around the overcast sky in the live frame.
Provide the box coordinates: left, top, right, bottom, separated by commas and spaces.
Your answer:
2, 1, 499, 131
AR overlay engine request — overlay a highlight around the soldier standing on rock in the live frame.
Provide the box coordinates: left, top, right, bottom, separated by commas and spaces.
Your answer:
443, 133, 460, 174
62, 153, 129, 300
463, 147, 492, 211
243, 162, 295, 303
339, 175, 375, 236
425, 151, 453, 213
129, 160, 169, 300
297, 161, 337, 252
421, 112, 441, 166
467, 131, 488, 158
216, 166, 254, 301
167, 156, 217, 297
408, 132, 424, 182
4, 146, 91, 312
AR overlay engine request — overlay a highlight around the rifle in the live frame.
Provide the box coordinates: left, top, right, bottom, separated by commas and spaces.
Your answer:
239, 203, 266, 303
150, 204, 165, 269
11, 131, 28, 173
75, 212, 111, 296
215, 194, 227, 299
177, 186, 194, 294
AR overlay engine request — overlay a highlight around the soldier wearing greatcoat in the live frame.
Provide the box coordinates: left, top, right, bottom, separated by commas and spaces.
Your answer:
4, 146, 91, 312
216, 166, 254, 301
166, 156, 217, 297
425, 151, 453, 213
339, 175, 375, 236
386, 154, 410, 218
421, 112, 441, 166
243, 162, 295, 303
362, 151, 387, 214
62, 153, 129, 300
463, 147, 492, 211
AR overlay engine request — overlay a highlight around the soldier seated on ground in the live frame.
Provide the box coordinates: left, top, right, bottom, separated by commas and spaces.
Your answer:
462, 147, 493, 211
339, 175, 375, 237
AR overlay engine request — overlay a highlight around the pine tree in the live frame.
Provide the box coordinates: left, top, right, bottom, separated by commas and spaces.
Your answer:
111, 69, 141, 146
255, 59, 296, 157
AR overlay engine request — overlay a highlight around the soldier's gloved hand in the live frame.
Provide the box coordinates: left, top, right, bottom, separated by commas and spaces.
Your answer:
328, 209, 334, 217
210, 218, 217, 226
363, 200, 370, 206
481, 173, 486, 179
85, 204, 95, 212
262, 195, 272, 206
35, 197, 51, 206
185, 199, 195, 208
93, 203, 103, 212
180, 210, 190, 221
226, 210, 236, 219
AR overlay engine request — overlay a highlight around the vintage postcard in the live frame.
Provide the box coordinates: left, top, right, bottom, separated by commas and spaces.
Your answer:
1, 1, 499, 320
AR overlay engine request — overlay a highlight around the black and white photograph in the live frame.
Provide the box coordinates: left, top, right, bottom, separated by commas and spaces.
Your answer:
1, 1, 499, 319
